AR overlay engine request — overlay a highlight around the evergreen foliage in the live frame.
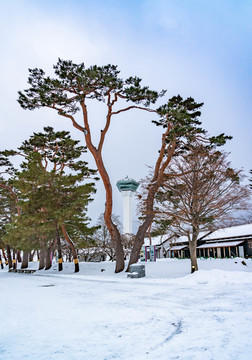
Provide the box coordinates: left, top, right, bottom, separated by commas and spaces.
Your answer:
1, 128, 98, 254
17, 59, 234, 273
18, 59, 164, 114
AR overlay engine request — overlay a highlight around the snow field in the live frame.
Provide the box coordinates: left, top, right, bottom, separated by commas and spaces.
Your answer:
1, 258, 252, 360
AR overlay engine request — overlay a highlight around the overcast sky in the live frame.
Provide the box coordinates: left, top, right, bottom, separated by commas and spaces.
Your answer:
0, 0, 252, 230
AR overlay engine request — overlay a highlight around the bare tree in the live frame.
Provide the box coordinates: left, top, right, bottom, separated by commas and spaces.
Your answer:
92, 213, 122, 261
140, 146, 250, 272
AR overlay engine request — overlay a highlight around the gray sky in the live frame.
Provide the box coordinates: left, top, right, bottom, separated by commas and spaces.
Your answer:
1, 0, 252, 230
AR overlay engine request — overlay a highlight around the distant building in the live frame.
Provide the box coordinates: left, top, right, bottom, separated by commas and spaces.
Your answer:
144, 223, 252, 259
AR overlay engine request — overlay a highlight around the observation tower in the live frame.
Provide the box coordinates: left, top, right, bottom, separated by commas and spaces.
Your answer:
116, 176, 139, 234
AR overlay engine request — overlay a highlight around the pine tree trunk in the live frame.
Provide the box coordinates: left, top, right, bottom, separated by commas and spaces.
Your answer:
127, 214, 153, 271
0, 254, 3, 269
61, 224, 79, 272
38, 249, 45, 270
81, 132, 125, 273
21, 251, 29, 269
45, 249, 52, 270
113, 226, 124, 273
1, 246, 7, 262
17, 251, 22, 263
6, 245, 12, 269
29, 250, 35, 262
56, 226, 63, 271
12, 249, 17, 270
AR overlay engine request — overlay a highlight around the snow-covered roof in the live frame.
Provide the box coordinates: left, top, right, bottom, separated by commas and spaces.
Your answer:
169, 245, 187, 251
144, 234, 175, 246
174, 235, 188, 244
144, 223, 252, 247
203, 224, 252, 241
174, 231, 210, 244
197, 240, 245, 249
144, 235, 165, 246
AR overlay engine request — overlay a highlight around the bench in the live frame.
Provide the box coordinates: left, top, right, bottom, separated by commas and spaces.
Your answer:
8, 269, 36, 274
127, 264, 145, 278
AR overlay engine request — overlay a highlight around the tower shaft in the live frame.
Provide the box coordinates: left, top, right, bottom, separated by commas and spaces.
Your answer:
122, 191, 133, 234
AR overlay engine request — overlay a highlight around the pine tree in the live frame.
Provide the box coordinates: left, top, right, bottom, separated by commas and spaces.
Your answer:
17, 60, 165, 272
18, 61, 230, 271
2, 127, 98, 272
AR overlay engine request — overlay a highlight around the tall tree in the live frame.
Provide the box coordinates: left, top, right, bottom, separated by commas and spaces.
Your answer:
144, 146, 250, 272
18, 59, 164, 272
18, 61, 229, 271
2, 127, 98, 272
127, 97, 230, 269
0, 178, 16, 268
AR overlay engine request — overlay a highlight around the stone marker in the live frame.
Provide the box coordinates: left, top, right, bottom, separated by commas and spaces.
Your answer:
127, 264, 145, 278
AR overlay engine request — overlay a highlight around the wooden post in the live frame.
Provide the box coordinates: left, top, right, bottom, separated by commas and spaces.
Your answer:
228, 247, 231, 257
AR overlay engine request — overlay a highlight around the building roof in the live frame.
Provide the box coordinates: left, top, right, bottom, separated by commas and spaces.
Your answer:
203, 224, 252, 241
144, 235, 168, 246
144, 223, 252, 247
116, 176, 139, 192
174, 231, 211, 244
169, 245, 187, 251
197, 240, 245, 249
144, 233, 177, 246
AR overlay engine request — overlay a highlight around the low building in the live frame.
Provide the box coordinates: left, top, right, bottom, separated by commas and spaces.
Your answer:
196, 224, 252, 258
144, 234, 178, 259
146, 224, 252, 259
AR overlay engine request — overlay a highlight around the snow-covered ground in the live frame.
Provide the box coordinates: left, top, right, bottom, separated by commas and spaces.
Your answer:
1, 258, 252, 360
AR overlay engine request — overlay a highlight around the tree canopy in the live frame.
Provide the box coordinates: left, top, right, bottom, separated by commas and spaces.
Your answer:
139, 145, 250, 272
18, 59, 232, 272
1, 127, 98, 272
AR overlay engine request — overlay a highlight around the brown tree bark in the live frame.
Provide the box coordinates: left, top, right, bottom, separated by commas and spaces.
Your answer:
188, 228, 199, 273
127, 133, 176, 270
6, 245, 12, 269
12, 249, 17, 270
188, 241, 198, 273
126, 214, 154, 271
61, 224, 79, 273
1, 246, 7, 262
56, 226, 63, 271
45, 249, 52, 270
45, 238, 57, 270
17, 251, 22, 263
86, 149, 124, 272
29, 250, 35, 262
38, 249, 45, 270
0, 254, 3, 269
80, 101, 125, 273
21, 251, 29, 269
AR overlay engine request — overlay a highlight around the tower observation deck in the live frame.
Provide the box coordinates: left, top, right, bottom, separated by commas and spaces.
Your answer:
116, 176, 139, 234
